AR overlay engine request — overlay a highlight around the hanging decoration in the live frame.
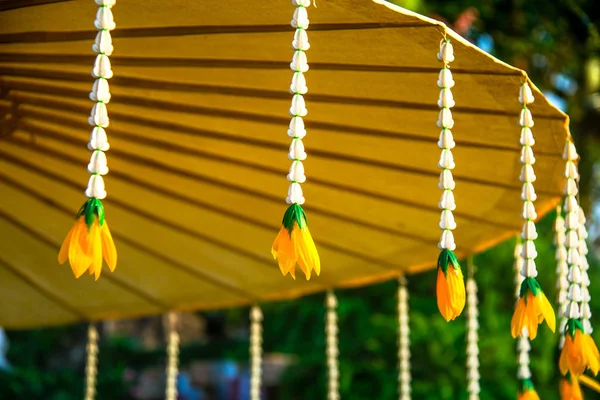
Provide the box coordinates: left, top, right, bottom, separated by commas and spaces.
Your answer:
558, 139, 600, 378
271, 0, 320, 281
435, 37, 466, 322
555, 205, 569, 349
250, 306, 263, 400
555, 205, 581, 399
58, 0, 117, 280
326, 290, 340, 400
84, 324, 99, 400
511, 82, 555, 339
165, 313, 180, 400
514, 241, 540, 400
466, 258, 480, 400
397, 278, 411, 400
560, 373, 583, 400
578, 208, 592, 335
579, 374, 600, 394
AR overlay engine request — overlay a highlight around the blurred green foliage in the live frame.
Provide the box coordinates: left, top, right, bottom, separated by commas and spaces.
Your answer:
1, 1, 600, 399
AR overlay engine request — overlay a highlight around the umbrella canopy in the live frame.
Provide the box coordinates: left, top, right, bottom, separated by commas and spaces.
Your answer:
0, 0, 568, 329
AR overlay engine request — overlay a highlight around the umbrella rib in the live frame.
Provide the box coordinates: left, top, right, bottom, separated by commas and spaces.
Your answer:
2, 82, 566, 154
0, 0, 71, 12
0, 67, 563, 121
0, 22, 435, 44
0, 173, 266, 303
0, 53, 523, 76
0, 251, 88, 320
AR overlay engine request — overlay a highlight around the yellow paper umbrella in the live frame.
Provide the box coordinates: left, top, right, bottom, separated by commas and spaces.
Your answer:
0, 0, 569, 329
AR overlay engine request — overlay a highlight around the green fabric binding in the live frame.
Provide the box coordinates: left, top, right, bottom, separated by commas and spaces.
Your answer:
282, 203, 307, 235
76, 198, 105, 230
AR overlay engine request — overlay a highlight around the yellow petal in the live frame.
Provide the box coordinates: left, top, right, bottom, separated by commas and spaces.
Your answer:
511, 297, 526, 338
572, 330, 586, 375
58, 223, 74, 264
558, 332, 573, 375
101, 222, 117, 272
448, 266, 465, 316
272, 226, 297, 278
68, 218, 91, 278
559, 378, 569, 400
578, 374, 600, 395
525, 295, 539, 340
291, 227, 310, 280
559, 338, 570, 375
584, 334, 600, 375
271, 226, 285, 259
572, 377, 583, 400
436, 269, 453, 322
91, 222, 103, 281
299, 226, 320, 277
539, 292, 556, 332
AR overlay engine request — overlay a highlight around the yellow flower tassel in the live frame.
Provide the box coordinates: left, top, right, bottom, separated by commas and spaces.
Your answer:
436, 249, 466, 322
578, 374, 600, 396
560, 320, 600, 376
561, 373, 584, 400
272, 204, 320, 280
517, 379, 540, 400
58, 198, 117, 280
511, 277, 555, 339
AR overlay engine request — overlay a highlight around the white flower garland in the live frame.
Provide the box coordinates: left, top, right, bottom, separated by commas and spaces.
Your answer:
86, 0, 116, 200
286, 0, 311, 205
84, 324, 99, 400
250, 306, 263, 400
436, 39, 458, 251
554, 207, 569, 348
397, 278, 411, 400
578, 207, 593, 334
326, 291, 340, 400
517, 83, 539, 279
562, 140, 582, 322
165, 313, 180, 400
466, 275, 480, 400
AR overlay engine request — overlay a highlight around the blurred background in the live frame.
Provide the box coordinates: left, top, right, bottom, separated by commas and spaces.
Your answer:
1, 0, 600, 399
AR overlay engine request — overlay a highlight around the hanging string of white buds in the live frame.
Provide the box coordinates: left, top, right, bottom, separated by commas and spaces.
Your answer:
578, 206, 593, 334
436, 38, 458, 252
466, 258, 480, 400
326, 290, 340, 400
286, 0, 311, 205
86, 0, 116, 199
554, 206, 569, 348
397, 277, 411, 400
250, 306, 263, 400
84, 324, 99, 400
517, 82, 539, 280
563, 140, 582, 323
165, 312, 180, 400
514, 241, 532, 381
